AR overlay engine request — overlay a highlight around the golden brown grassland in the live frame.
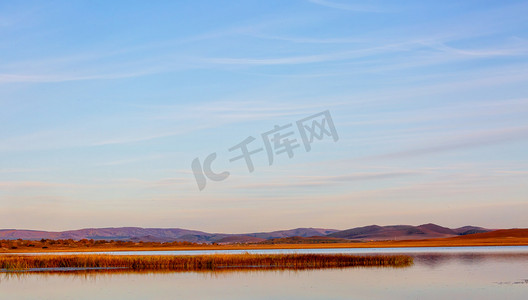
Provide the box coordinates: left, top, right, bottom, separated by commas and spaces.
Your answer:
1, 229, 527, 253
0, 254, 413, 272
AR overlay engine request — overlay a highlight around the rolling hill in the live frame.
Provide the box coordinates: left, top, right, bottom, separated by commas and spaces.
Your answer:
0, 227, 338, 243
327, 223, 491, 241
447, 228, 528, 240
0, 224, 493, 243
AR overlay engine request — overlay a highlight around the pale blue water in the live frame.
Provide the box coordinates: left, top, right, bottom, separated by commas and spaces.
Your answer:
1, 246, 527, 299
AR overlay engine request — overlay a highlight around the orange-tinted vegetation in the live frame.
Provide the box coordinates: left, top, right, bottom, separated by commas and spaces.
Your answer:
0, 239, 201, 252
1, 229, 527, 253
0, 254, 413, 272
258, 236, 353, 244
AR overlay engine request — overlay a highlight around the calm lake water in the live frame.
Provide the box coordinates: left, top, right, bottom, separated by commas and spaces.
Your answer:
7, 245, 528, 256
1, 246, 527, 300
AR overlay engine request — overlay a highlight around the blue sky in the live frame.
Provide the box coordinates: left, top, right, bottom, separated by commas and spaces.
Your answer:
1, 0, 527, 232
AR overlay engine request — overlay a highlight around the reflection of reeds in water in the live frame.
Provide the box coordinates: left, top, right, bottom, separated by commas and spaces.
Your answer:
412, 252, 528, 267
0, 266, 403, 285
0, 265, 397, 282
0, 254, 413, 273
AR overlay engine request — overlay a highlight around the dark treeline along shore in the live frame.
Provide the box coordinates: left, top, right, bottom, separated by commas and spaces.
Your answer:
0, 254, 413, 272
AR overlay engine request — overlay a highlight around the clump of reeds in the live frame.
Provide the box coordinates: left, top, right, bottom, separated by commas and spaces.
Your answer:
0, 253, 412, 272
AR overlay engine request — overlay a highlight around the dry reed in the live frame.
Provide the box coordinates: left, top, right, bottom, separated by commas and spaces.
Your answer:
0, 253, 412, 272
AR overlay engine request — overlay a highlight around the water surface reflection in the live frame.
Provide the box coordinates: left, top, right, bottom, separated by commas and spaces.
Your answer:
1, 251, 527, 300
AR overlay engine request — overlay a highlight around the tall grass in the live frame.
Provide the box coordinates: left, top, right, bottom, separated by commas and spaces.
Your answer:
0, 254, 412, 271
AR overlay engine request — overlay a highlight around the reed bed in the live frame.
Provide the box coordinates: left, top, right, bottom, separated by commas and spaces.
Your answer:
0, 254, 412, 272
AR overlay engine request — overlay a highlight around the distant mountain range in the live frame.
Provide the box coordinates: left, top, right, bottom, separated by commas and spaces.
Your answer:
0, 224, 492, 244
327, 224, 490, 241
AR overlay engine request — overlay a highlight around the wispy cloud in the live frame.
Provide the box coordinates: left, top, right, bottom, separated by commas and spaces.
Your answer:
0, 98, 344, 151
0, 168, 52, 174
95, 154, 169, 166
307, 0, 390, 13
235, 171, 421, 189
425, 41, 528, 57
250, 34, 366, 44
200, 41, 417, 66
105, 177, 190, 188
0, 70, 158, 83
2, 9, 526, 83
200, 36, 527, 69
0, 181, 80, 189
0, 14, 332, 84
367, 126, 528, 160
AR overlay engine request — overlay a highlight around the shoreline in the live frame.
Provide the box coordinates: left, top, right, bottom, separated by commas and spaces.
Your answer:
2, 239, 528, 253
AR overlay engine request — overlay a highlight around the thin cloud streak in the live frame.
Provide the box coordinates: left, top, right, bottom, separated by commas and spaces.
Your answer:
0, 70, 156, 83
200, 39, 527, 68
307, 0, 391, 13
200, 42, 420, 66
2, 19, 526, 83
0, 100, 345, 151
0, 181, 81, 189
367, 126, 528, 160
235, 171, 421, 189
